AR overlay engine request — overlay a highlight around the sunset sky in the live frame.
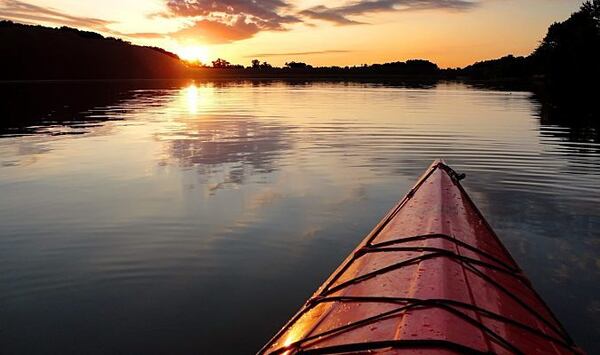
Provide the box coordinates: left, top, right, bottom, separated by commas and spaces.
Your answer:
0, 0, 586, 67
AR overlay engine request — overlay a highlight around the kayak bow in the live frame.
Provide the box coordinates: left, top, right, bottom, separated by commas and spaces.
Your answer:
259, 160, 581, 355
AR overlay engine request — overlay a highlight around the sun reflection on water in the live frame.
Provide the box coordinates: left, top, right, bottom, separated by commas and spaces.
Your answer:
185, 84, 198, 114
182, 83, 216, 115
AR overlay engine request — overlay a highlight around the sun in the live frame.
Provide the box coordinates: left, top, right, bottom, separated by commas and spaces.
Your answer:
176, 45, 211, 65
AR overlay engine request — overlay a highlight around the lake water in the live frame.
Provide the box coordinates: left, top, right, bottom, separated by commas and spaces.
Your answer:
0, 80, 598, 354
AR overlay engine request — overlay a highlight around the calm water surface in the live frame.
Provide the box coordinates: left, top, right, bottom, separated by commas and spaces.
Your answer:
0, 81, 599, 353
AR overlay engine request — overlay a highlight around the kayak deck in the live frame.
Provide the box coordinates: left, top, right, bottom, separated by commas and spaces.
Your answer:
260, 160, 580, 354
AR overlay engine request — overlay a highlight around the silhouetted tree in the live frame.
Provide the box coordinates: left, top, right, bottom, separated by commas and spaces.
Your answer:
455, 0, 600, 90
251, 59, 260, 68
531, 0, 600, 87
59, 26, 104, 40
145, 46, 180, 60
212, 58, 231, 68
285, 61, 312, 69
405, 59, 439, 72
460, 55, 529, 79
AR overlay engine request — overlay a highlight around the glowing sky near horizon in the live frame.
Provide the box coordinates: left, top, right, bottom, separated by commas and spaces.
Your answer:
0, 0, 586, 67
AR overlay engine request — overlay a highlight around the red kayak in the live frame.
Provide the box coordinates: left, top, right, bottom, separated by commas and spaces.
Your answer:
260, 160, 581, 354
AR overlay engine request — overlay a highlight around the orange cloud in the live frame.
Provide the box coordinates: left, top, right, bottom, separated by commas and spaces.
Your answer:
165, 0, 299, 29
161, 0, 300, 43
171, 17, 262, 43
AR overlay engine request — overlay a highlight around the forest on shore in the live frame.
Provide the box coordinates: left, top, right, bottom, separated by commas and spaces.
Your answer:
1, 0, 598, 100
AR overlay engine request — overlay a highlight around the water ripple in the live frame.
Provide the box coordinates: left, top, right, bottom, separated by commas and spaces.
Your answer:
0, 81, 598, 353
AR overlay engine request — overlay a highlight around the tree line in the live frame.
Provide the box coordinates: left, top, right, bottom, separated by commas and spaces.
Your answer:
453, 1, 599, 85
202, 57, 439, 77
205, 0, 599, 90
1, 0, 598, 89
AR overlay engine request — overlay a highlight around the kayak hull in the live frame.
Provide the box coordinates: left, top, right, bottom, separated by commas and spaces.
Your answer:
260, 160, 580, 354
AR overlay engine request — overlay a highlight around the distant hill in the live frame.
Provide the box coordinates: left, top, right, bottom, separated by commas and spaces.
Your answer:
0, 21, 186, 80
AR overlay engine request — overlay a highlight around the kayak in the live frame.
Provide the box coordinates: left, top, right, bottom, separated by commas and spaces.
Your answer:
259, 160, 581, 354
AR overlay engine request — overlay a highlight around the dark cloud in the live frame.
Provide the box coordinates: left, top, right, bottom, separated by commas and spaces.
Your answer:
245, 49, 353, 57
300, 0, 478, 25
0, 0, 479, 45
161, 0, 478, 43
165, 0, 300, 30
299, 6, 365, 25
0, 0, 111, 30
161, 0, 302, 43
